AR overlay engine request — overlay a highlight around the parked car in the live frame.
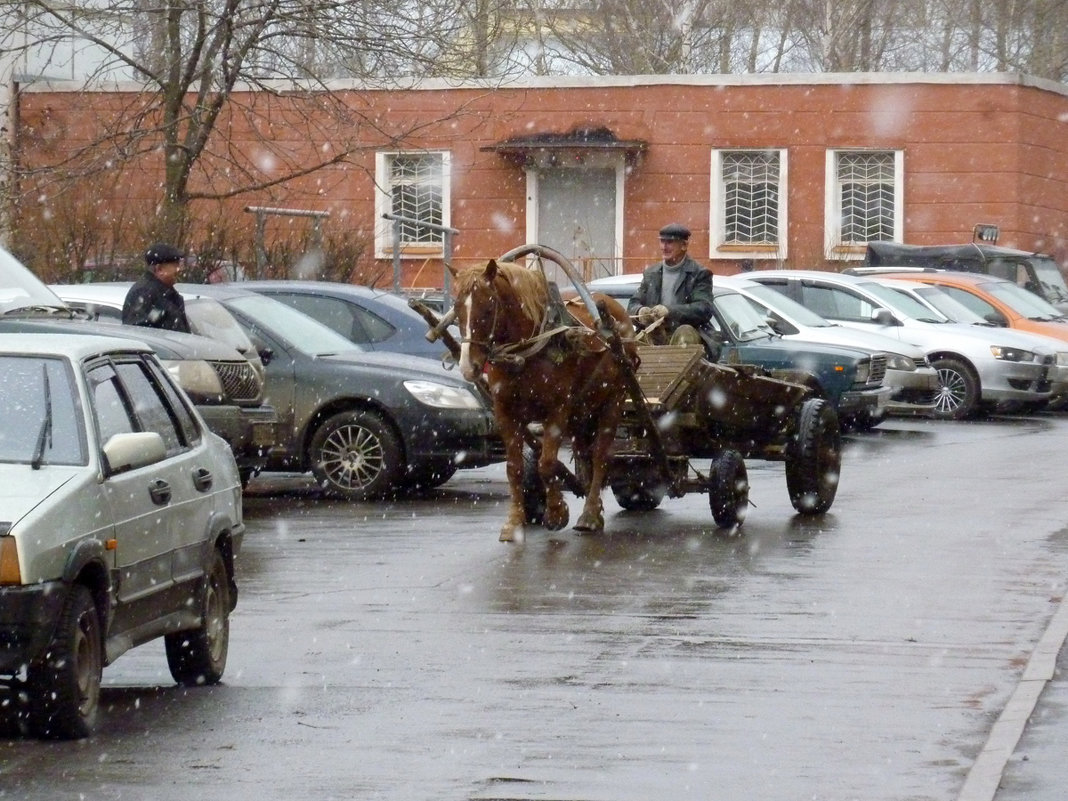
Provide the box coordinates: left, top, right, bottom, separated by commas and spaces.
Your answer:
0, 249, 277, 483
239, 280, 455, 360
581, 273, 894, 427
861, 275, 1068, 409
850, 270, 1068, 343
713, 274, 940, 417
863, 240, 1068, 315
746, 270, 1060, 419
175, 283, 503, 498
0, 333, 243, 739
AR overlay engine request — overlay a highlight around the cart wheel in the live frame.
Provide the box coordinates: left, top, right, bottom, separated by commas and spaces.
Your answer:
785, 398, 841, 515
521, 446, 547, 525
611, 480, 666, 511
708, 450, 749, 528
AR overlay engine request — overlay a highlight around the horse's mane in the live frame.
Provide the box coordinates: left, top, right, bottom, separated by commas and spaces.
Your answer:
455, 260, 549, 326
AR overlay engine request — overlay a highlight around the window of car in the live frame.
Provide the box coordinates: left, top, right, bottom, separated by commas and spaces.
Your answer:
374, 151, 451, 259
824, 150, 903, 260
88, 358, 191, 458
710, 149, 787, 262
267, 293, 396, 346
0, 356, 87, 466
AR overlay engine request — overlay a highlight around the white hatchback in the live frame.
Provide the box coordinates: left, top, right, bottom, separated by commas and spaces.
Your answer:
0, 333, 244, 739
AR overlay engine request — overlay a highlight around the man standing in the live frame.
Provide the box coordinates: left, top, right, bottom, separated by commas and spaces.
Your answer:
122, 242, 192, 333
627, 223, 714, 346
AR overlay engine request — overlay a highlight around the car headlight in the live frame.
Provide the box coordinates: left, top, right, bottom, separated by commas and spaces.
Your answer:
1057, 352, 1068, 366
853, 360, 870, 384
162, 359, 225, 401
990, 346, 1036, 362
403, 380, 484, 410
885, 353, 915, 371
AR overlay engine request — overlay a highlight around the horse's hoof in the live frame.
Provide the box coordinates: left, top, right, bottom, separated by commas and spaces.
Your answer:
574, 512, 604, 532
544, 509, 569, 531
499, 525, 523, 543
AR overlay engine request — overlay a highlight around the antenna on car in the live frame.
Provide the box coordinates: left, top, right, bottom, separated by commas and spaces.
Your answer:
972, 223, 999, 244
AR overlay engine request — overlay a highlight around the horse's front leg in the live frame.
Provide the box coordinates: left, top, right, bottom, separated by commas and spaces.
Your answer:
499, 426, 528, 543
538, 419, 570, 531
574, 413, 619, 533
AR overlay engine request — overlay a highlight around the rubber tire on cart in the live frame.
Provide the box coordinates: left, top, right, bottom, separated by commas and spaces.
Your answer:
611, 473, 666, 511
521, 445, 548, 525
28, 584, 102, 739
310, 409, 404, 500
931, 356, 980, 420
165, 548, 231, 686
708, 449, 749, 528
785, 398, 841, 515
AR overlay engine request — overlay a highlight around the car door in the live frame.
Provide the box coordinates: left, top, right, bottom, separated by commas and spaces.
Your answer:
88, 355, 205, 635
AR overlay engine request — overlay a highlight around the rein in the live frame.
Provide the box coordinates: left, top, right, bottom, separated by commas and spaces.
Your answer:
463, 287, 588, 369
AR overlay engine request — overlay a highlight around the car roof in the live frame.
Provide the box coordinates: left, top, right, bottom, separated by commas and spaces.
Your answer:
867, 270, 1012, 288
0, 332, 153, 358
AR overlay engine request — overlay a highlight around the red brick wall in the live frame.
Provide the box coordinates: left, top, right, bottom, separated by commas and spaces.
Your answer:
16, 75, 1068, 285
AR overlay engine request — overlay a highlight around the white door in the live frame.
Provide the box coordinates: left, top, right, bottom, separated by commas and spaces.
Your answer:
529, 163, 622, 286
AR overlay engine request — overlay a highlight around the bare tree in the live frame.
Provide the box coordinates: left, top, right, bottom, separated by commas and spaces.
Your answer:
2, 0, 484, 246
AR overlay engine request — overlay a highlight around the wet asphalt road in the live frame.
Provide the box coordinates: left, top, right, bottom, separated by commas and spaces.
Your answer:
2, 413, 1068, 801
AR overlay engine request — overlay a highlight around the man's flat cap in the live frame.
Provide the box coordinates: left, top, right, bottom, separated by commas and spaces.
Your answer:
658, 223, 691, 241
145, 242, 185, 266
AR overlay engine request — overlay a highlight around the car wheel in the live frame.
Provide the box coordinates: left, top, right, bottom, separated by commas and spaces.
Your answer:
785, 398, 841, 515
404, 459, 458, 491
931, 357, 980, 420
28, 584, 102, 739
165, 549, 230, 686
310, 409, 405, 499
708, 449, 749, 528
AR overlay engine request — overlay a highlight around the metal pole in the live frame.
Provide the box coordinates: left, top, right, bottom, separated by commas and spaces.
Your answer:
381, 213, 460, 310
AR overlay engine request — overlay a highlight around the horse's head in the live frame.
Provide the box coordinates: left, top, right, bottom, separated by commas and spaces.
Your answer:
450, 259, 546, 382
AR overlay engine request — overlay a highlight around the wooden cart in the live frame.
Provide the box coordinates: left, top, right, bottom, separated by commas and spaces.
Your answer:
410, 245, 842, 529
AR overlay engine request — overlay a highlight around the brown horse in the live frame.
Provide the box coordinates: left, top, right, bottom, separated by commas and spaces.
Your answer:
450, 258, 639, 542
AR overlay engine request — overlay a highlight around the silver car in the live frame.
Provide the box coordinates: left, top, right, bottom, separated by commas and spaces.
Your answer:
746, 270, 1060, 420
0, 334, 243, 739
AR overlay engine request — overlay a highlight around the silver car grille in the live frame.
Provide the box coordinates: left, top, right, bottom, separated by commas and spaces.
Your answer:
210, 360, 262, 402
868, 353, 887, 386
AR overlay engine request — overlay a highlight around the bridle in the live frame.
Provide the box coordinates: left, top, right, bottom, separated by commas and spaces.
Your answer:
459, 281, 572, 371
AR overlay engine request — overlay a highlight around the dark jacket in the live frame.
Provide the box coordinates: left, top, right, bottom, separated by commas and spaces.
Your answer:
122, 271, 191, 333
626, 255, 714, 332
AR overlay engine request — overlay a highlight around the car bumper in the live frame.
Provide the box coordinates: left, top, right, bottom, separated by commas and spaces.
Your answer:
0, 580, 65, 676
885, 366, 941, 413
976, 360, 1051, 403
197, 404, 279, 469
838, 385, 895, 416
1046, 363, 1068, 399
406, 408, 505, 469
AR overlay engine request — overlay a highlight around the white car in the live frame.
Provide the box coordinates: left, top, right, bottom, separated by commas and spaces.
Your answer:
866, 275, 1068, 407
715, 274, 940, 418
746, 270, 1062, 420
0, 334, 244, 739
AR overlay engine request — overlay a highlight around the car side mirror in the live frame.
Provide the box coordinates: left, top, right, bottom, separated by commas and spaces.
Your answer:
871, 308, 897, 325
984, 311, 1008, 326
765, 313, 795, 335
103, 431, 166, 474
250, 335, 274, 366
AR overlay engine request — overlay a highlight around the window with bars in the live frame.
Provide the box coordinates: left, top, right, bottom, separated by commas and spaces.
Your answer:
710, 149, 787, 260
825, 150, 903, 260
375, 151, 451, 257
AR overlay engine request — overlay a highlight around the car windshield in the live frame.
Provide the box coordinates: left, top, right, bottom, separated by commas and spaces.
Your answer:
739, 282, 835, 327
185, 298, 258, 354
981, 279, 1066, 321
221, 293, 365, 356
906, 286, 989, 324
0, 247, 72, 316
1010, 256, 1068, 305
858, 280, 949, 323
0, 356, 87, 466
714, 292, 777, 341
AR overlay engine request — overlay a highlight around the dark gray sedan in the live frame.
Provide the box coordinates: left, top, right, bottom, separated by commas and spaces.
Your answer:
176, 283, 502, 499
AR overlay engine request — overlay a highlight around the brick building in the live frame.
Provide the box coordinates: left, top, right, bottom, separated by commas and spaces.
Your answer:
14, 72, 1068, 286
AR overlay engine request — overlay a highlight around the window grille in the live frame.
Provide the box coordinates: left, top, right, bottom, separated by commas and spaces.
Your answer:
722, 151, 780, 245
389, 153, 444, 244
838, 152, 895, 242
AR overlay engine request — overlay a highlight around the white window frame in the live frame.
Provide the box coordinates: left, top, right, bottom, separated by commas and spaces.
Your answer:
824, 149, 904, 261
709, 148, 788, 262
374, 151, 451, 259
